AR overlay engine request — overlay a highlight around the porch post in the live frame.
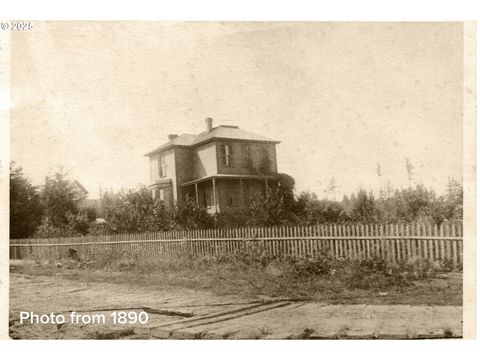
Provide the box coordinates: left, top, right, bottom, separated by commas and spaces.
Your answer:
264, 179, 268, 195
239, 178, 244, 207
212, 178, 217, 213
195, 183, 199, 205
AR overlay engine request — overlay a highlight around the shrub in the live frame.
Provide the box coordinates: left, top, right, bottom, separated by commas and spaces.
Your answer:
214, 208, 249, 228
100, 186, 171, 233
398, 257, 438, 280
290, 250, 335, 277
340, 257, 409, 290
440, 258, 455, 272
172, 195, 214, 230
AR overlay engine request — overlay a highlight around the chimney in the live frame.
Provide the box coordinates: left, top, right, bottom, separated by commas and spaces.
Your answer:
205, 117, 213, 132
168, 134, 178, 141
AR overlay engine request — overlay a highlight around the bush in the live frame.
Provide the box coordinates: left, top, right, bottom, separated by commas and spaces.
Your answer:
172, 195, 214, 229
100, 186, 171, 233
32, 211, 91, 238
440, 258, 455, 272
398, 257, 438, 280
290, 250, 335, 277
340, 257, 409, 290
214, 208, 249, 228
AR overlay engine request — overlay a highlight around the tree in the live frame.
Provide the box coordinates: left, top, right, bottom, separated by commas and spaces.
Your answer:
33, 210, 91, 238
10, 163, 43, 238
247, 186, 288, 226
327, 178, 338, 201
377, 162, 386, 199
40, 170, 83, 227
395, 185, 434, 222
405, 158, 415, 183
100, 185, 171, 233
426, 178, 463, 225
276, 173, 300, 214
32, 169, 97, 237
445, 177, 463, 220
352, 189, 378, 223
297, 192, 342, 224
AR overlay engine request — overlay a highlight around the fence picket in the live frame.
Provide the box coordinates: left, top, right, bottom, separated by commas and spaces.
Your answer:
458, 226, 463, 267
433, 225, 440, 261
440, 223, 446, 261
445, 223, 451, 261
452, 223, 458, 266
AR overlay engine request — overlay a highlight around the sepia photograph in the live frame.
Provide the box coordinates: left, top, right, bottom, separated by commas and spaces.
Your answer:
2, 20, 475, 340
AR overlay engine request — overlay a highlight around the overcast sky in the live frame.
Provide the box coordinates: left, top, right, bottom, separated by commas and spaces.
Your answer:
11, 22, 463, 199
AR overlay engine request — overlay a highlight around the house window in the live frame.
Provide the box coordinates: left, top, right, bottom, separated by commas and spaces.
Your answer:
159, 189, 165, 201
222, 144, 233, 167
158, 156, 167, 177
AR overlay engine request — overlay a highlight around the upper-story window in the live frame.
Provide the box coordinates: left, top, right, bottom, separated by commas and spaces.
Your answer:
222, 144, 233, 167
158, 156, 167, 177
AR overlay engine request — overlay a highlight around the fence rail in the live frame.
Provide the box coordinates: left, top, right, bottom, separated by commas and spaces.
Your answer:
10, 222, 463, 265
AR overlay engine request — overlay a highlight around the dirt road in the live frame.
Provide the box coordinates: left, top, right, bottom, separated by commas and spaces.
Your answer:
9, 270, 462, 339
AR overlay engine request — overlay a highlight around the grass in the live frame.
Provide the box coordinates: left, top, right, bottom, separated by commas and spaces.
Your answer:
11, 246, 463, 306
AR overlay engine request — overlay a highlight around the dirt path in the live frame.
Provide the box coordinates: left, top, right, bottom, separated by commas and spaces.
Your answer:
9, 271, 462, 339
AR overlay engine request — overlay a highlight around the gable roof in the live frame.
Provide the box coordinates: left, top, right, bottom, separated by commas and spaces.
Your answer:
72, 180, 88, 194
144, 134, 197, 156
144, 125, 279, 157
192, 126, 278, 145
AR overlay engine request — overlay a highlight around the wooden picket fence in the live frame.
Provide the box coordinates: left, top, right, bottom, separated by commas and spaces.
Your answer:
10, 222, 463, 266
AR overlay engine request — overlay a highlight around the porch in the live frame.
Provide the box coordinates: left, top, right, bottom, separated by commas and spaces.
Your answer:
180, 174, 278, 214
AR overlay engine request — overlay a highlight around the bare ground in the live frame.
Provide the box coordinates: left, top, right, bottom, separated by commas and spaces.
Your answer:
9, 261, 463, 339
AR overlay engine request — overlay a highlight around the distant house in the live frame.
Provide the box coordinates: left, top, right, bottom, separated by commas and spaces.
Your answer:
72, 181, 103, 218
144, 118, 280, 213
72, 180, 88, 202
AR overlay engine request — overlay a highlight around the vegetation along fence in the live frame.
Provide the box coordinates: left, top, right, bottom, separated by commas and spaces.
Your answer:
10, 223, 463, 265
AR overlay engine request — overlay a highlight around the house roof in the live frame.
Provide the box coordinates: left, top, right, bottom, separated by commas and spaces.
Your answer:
72, 180, 88, 194
144, 134, 197, 156
144, 125, 280, 157
192, 126, 278, 145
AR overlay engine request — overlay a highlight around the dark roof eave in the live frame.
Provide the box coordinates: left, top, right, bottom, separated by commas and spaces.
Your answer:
192, 137, 281, 148
180, 174, 279, 187
144, 144, 190, 157
145, 137, 280, 157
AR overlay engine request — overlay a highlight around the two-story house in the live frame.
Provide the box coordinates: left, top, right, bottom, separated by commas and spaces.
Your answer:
144, 118, 280, 213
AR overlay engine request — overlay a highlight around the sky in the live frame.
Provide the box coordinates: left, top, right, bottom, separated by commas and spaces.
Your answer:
11, 22, 463, 199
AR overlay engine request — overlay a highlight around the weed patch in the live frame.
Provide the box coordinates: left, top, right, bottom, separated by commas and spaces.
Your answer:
15, 240, 461, 306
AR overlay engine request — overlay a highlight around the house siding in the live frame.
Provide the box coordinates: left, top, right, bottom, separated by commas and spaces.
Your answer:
152, 184, 174, 208
149, 148, 176, 183
174, 147, 193, 202
192, 142, 217, 179
216, 141, 277, 176
149, 148, 177, 206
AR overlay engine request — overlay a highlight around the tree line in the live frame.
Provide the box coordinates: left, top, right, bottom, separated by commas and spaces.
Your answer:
9, 163, 462, 239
